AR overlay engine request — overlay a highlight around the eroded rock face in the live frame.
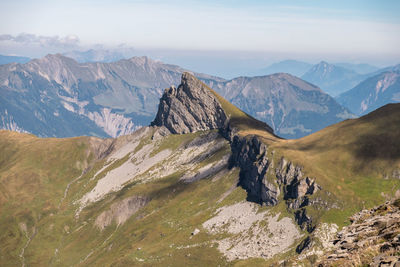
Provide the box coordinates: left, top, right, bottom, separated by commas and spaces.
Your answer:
151, 72, 228, 134
230, 135, 279, 205
229, 133, 320, 207
229, 133, 321, 232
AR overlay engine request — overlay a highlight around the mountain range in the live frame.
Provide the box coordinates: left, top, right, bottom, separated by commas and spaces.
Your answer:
1, 73, 399, 266
208, 73, 353, 138
254, 60, 391, 100
254, 60, 313, 77
301, 61, 369, 96
0, 54, 356, 139
336, 66, 400, 115
0, 54, 221, 137
254, 60, 380, 79
334, 62, 379, 74
63, 48, 135, 63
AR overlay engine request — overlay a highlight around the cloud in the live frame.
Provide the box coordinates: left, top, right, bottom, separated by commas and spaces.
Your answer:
0, 32, 140, 60
0, 33, 80, 48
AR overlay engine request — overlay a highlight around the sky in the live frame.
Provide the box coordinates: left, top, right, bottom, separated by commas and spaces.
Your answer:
0, 0, 399, 77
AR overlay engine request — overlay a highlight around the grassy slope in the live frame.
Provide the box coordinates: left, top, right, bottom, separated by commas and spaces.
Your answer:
1, 129, 281, 266
268, 104, 400, 226
0, 130, 91, 265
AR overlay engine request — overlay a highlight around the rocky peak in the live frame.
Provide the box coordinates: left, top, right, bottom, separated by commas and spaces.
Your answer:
128, 56, 151, 66
313, 61, 333, 72
38, 53, 78, 65
151, 72, 228, 134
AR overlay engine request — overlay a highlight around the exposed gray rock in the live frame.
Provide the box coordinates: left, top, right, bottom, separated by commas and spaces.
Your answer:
151, 72, 228, 134
95, 195, 149, 230
228, 133, 320, 232
230, 135, 279, 205
319, 199, 400, 266
151, 125, 171, 140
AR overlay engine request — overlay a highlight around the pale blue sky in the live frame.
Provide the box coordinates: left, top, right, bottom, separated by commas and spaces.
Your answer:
0, 0, 399, 71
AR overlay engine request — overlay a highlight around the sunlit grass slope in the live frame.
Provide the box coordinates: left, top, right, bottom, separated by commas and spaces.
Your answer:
0, 130, 91, 265
268, 103, 400, 225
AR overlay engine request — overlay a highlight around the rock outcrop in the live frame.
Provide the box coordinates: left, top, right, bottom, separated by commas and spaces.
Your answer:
95, 195, 149, 230
151, 72, 228, 134
229, 133, 320, 231
319, 199, 400, 266
230, 135, 279, 205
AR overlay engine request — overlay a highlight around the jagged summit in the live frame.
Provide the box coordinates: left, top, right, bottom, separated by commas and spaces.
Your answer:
151, 72, 274, 135
151, 72, 228, 134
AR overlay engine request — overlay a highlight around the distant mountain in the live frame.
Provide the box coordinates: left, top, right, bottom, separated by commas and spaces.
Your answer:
209, 73, 354, 139
63, 49, 134, 63
0, 54, 222, 137
255, 60, 312, 77
335, 62, 379, 74
370, 63, 400, 76
301, 61, 367, 96
336, 67, 400, 115
0, 54, 30, 65
0, 54, 355, 139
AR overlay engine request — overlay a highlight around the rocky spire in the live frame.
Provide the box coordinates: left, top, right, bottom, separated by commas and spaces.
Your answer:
151, 72, 228, 134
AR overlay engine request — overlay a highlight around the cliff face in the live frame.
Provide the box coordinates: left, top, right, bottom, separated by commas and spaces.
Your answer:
229, 135, 279, 205
151, 72, 228, 134
228, 132, 320, 232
